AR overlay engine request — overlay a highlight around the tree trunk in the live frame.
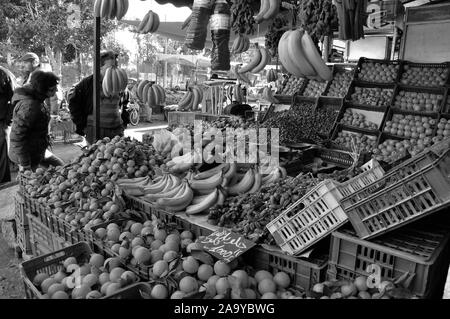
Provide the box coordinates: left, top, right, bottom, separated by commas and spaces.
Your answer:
54, 48, 62, 77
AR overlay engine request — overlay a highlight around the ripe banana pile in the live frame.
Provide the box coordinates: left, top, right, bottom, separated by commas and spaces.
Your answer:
94, 0, 129, 20
177, 86, 203, 111
136, 10, 160, 34
278, 29, 332, 82
102, 66, 128, 97
267, 69, 278, 82
136, 80, 166, 106
226, 84, 245, 103
231, 35, 250, 55
232, 65, 251, 85
239, 44, 271, 74
262, 86, 279, 104
254, 0, 280, 24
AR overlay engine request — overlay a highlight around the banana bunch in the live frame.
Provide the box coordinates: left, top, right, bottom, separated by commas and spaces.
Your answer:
136, 10, 160, 34
232, 84, 245, 103
278, 29, 332, 82
94, 0, 129, 20
231, 35, 250, 55
254, 0, 280, 24
258, 158, 287, 185
261, 86, 279, 104
267, 69, 278, 82
239, 44, 271, 74
116, 176, 151, 197
232, 65, 251, 85
137, 81, 166, 107
102, 66, 128, 97
177, 86, 203, 111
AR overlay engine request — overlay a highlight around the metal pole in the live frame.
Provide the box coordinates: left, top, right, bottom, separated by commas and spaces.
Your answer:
93, 16, 101, 141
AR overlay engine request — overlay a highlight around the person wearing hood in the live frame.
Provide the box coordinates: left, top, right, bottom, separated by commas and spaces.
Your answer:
8, 70, 63, 172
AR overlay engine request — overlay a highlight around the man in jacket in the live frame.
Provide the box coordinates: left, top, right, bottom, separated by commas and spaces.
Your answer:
20, 52, 41, 85
0, 66, 16, 183
68, 51, 126, 144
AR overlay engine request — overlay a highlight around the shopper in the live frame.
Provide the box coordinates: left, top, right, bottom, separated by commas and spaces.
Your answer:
119, 87, 131, 130
0, 66, 17, 183
20, 52, 41, 85
68, 51, 124, 144
8, 71, 63, 172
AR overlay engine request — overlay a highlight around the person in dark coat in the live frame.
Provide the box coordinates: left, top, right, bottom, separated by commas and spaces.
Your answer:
8, 71, 62, 172
68, 51, 125, 144
0, 66, 16, 183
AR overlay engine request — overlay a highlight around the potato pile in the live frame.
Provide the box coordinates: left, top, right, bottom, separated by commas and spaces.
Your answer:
303, 79, 328, 97
393, 90, 443, 113
434, 118, 450, 142
350, 87, 394, 107
333, 131, 377, 153
326, 71, 354, 97
356, 62, 399, 83
400, 65, 449, 87
340, 109, 378, 130
278, 76, 307, 95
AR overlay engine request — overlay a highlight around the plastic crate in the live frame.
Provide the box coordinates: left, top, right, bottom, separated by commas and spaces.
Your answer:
345, 81, 396, 109
266, 180, 347, 256
15, 192, 29, 227
28, 214, 67, 257
243, 246, 328, 292
343, 149, 450, 239
337, 159, 385, 198
16, 223, 33, 256
123, 194, 175, 224
50, 212, 91, 247
20, 242, 93, 299
316, 147, 371, 168
391, 85, 446, 114
353, 58, 402, 85
324, 64, 356, 98
330, 124, 380, 154
327, 223, 450, 299
398, 61, 450, 88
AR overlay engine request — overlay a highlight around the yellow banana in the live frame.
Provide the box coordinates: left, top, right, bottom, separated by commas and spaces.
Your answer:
185, 189, 219, 215
111, 68, 120, 94
117, 68, 128, 91
143, 11, 155, 33
239, 45, 262, 74
142, 83, 152, 104
108, 0, 116, 19
278, 31, 301, 77
191, 86, 200, 110
248, 169, 262, 194
137, 12, 150, 33
116, 0, 128, 20
263, 0, 279, 20
157, 183, 194, 208
189, 171, 223, 191
279, 166, 287, 179
178, 91, 193, 110
102, 68, 111, 97
150, 13, 160, 33
255, 0, 270, 24
251, 47, 269, 73
137, 80, 149, 100
223, 163, 237, 180
194, 163, 229, 180
156, 84, 166, 103
94, 0, 102, 18
117, 176, 150, 185
142, 182, 184, 202
288, 29, 316, 77
144, 175, 170, 194
216, 188, 226, 206
100, 0, 111, 19
301, 30, 333, 81
227, 169, 255, 196
262, 168, 282, 185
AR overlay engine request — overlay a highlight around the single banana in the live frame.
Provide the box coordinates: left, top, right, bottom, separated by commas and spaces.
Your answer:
142, 83, 152, 104
116, 0, 128, 20
137, 80, 149, 100
117, 68, 128, 91
147, 86, 156, 107
223, 163, 237, 180
255, 0, 270, 24
150, 13, 160, 33
144, 175, 170, 194
251, 47, 269, 73
262, 168, 282, 185
102, 68, 111, 97
143, 11, 155, 33
108, 0, 116, 19
301, 30, 333, 81
185, 189, 219, 215
231, 36, 241, 54
196, 86, 203, 104
191, 193, 211, 205
239, 46, 262, 74
191, 86, 200, 110
263, 0, 280, 20
100, 0, 111, 19
169, 161, 194, 174
194, 163, 229, 180
227, 169, 255, 196
216, 188, 226, 206
158, 184, 194, 208
248, 169, 262, 194
159, 175, 174, 194
280, 30, 304, 78
111, 68, 120, 94
189, 171, 223, 191
142, 182, 184, 202
94, 0, 102, 17
288, 29, 316, 77
137, 12, 150, 33
243, 37, 250, 52
154, 84, 165, 104
178, 91, 193, 110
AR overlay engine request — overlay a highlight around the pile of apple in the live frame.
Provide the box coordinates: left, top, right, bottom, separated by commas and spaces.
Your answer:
31, 252, 139, 299
302, 79, 328, 98
350, 87, 394, 107
373, 139, 410, 163
277, 76, 307, 95
433, 118, 450, 143
333, 131, 378, 153
326, 71, 354, 97
393, 90, 443, 113
400, 65, 449, 87
356, 62, 399, 83
340, 109, 378, 130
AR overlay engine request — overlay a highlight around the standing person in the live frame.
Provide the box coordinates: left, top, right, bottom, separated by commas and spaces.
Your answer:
119, 87, 131, 130
0, 66, 17, 183
8, 71, 63, 172
68, 51, 124, 144
20, 52, 41, 85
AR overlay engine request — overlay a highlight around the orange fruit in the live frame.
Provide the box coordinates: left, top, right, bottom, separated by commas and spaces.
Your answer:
164, 240, 180, 253
72, 284, 92, 299
215, 277, 231, 295
255, 270, 273, 283
150, 250, 164, 264
41, 278, 58, 294
33, 273, 49, 287
105, 283, 122, 296
244, 289, 257, 299
354, 276, 368, 292
183, 256, 199, 275
150, 239, 164, 250
109, 267, 126, 283
197, 264, 214, 282
89, 254, 104, 268
165, 234, 181, 244
153, 260, 169, 277
107, 228, 120, 242
82, 274, 99, 287
171, 291, 186, 299
98, 273, 110, 286
154, 229, 167, 242
231, 270, 249, 288
130, 223, 143, 236
273, 272, 290, 289
180, 231, 194, 240
151, 284, 169, 299
258, 278, 276, 295
47, 283, 65, 298
163, 251, 178, 263
179, 276, 199, 294
134, 247, 151, 265
51, 291, 69, 299
86, 291, 102, 299
214, 261, 231, 277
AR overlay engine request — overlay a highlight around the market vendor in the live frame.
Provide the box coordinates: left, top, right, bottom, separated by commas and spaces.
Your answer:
68, 50, 124, 144
8, 71, 63, 172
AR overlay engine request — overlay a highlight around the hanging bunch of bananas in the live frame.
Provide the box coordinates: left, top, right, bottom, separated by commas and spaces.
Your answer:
231, 65, 251, 85
136, 10, 160, 34
136, 80, 166, 107
261, 86, 279, 104
94, 0, 129, 20
177, 86, 203, 111
254, 0, 281, 24
239, 44, 271, 74
102, 66, 128, 97
231, 35, 250, 55
278, 28, 332, 81
266, 69, 278, 82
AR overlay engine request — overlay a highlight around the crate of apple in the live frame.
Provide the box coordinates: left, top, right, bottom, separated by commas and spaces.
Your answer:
340, 109, 378, 131
302, 79, 328, 98
325, 71, 354, 97
278, 76, 307, 96
383, 114, 436, 142
373, 139, 410, 163
393, 89, 444, 113
355, 60, 400, 84
350, 87, 394, 108
433, 117, 450, 143
399, 63, 449, 87
333, 130, 378, 153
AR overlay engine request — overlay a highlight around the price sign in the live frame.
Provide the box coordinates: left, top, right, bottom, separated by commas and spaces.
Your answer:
196, 228, 256, 263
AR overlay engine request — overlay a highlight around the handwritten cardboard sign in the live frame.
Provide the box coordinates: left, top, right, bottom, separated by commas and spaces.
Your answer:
196, 228, 256, 263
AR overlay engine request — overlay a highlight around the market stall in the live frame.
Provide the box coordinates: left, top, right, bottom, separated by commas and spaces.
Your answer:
10, 0, 450, 300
